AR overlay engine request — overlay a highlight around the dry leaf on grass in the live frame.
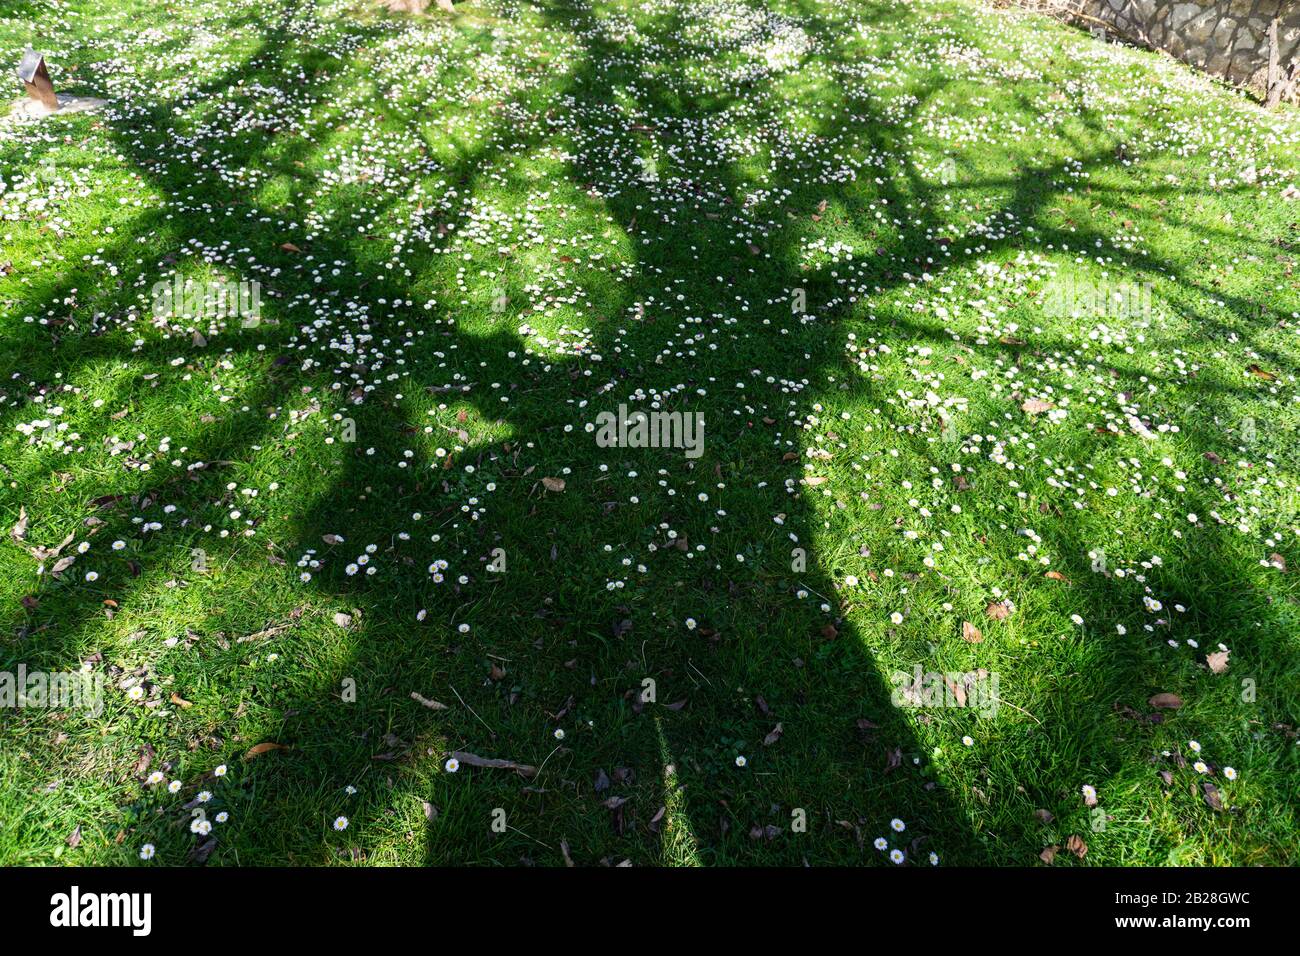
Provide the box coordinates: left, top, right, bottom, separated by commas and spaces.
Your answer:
190, 836, 216, 865
1206, 651, 1230, 675
541, 476, 566, 492
10, 506, 28, 543
1148, 692, 1183, 710
1202, 782, 1224, 811
245, 741, 288, 759
1246, 364, 1276, 381
132, 743, 155, 778
961, 620, 984, 643
985, 601, 1012, 621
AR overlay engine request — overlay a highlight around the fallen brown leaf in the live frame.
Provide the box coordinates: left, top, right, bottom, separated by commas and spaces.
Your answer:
244, 741, 288, 759
190, 836, 216, 864
132, 743, 155, 778
10, 506, 29, 543
1246, 364, 1276, 381
985, 601, 1012, 621
1202, 782, 1224, 811
1065, 834, 1087, 858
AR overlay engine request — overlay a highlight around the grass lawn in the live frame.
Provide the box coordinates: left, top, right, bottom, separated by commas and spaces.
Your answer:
1, 0, 1298, 866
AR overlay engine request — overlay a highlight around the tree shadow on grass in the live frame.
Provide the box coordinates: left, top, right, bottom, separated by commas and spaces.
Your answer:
0, 0, 1296, 865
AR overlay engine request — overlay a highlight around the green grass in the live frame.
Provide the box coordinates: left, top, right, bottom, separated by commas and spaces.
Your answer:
0, 0, 1298, 866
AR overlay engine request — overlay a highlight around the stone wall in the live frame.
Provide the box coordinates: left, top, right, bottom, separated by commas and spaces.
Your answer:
1075, 0, 1299, 91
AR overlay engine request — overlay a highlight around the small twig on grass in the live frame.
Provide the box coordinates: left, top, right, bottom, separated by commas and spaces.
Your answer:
992, 695, 1042, 725
506, 825, 553, 850
450, 684, 495, 739
530, 743, 564, 785
687, 660, 712, 687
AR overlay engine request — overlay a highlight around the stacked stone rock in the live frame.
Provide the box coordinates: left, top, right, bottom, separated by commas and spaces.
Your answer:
1077, 0, 1298, 92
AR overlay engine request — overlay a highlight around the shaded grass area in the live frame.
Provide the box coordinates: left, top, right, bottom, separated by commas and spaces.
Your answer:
0, 0, 1297, 865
